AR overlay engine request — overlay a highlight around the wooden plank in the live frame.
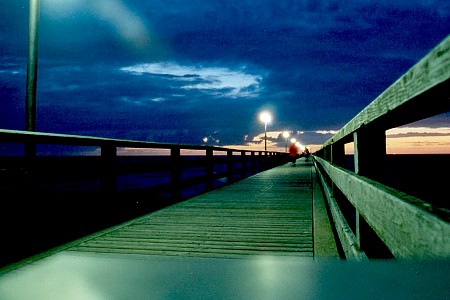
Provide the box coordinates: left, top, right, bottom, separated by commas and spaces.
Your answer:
314, 159, 368, 261
315, 156, 450, 258
312, 167, 340, 258
66, 246, 313, 259
65, 160, 316, 259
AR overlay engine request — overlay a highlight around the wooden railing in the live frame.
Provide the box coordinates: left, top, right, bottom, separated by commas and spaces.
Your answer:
0, 129, 287, 267
313, 35, 450, 259
0, 129, 286, 194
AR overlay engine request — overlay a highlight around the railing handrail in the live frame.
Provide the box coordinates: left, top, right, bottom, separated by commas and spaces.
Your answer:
314, 156, 450, 259
0, 127, 289, 268
0, 128, 284, 155
321, 34, 450, 148
313, 34, 450, 259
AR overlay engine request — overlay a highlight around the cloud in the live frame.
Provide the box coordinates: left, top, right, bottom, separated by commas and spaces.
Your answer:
316, 130, 338, 135
387, 127, 450, 137
0, 70, 21, 75
0, 57, 24, 75
121, 62, 263, 98
119, 96, 166, 105
385, 126, 450, 153
386, 136, 450, 154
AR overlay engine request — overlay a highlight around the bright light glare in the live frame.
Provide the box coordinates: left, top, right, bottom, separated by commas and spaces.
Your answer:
283, 131, 290, 138
290, 138, 296, 143
259, 112, 272, 124
296, 142, 305, 151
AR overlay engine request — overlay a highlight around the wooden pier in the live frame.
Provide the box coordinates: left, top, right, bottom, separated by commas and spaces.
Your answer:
13, 158, 338, 263
1, 33, 449, 300
1, 159, 448, 300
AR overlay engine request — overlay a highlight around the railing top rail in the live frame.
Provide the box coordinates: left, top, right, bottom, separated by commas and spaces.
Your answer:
0, 129, 281, 155
322, 34, 450, 148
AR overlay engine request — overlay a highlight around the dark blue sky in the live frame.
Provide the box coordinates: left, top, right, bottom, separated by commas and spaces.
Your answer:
1, 0, 449, 151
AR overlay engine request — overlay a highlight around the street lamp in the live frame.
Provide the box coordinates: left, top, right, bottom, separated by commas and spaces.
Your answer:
25, 0, 41, 156
27, 0, 40, 132
259, 111, 271, 151
282, 131, 290, 152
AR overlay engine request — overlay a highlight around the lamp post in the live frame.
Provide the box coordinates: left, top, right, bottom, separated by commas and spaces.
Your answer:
27, 0, 40, 132
25, 0, 41, 156
282, 131, 289, 152
259, 111, 271, 151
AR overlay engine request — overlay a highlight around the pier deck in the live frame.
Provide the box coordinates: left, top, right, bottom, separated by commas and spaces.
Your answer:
63, 157, 337, 259
1, 159, 449, 300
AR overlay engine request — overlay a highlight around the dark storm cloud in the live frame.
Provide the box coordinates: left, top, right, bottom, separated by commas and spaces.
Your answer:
0, 0, 449, 147
19, 59, 267, 144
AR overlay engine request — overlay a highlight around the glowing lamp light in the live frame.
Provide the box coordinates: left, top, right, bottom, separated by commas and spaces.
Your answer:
259, 112, 272, 124
259, 111, 272, 151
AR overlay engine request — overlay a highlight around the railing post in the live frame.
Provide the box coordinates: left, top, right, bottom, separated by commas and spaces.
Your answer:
258, 151, 264, 172
206, 147, 214, 191
353, 127, 388, 257
250, 151, 256, 173
171, 147, 181, 200
227, 150, 234, 183
240, 151, 246, 178
100, 144, 117, 196
264, 151, 268, 170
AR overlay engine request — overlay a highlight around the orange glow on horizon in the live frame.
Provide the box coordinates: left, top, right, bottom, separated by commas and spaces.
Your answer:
343, 127, 450, 155
83, 127, 449, 156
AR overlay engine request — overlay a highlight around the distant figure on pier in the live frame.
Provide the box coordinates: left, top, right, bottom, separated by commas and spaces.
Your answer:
289, 142, 299, 165
303, 147, 310, 161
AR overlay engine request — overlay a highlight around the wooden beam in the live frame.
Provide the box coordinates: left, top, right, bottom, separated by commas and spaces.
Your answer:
313, 159, 368, 260
315, 156, 450, 258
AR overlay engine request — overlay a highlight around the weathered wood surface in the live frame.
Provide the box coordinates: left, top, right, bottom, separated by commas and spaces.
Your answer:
311, 167, 340, 258
315, 156, 450, 258
66, 159, 320, 259
313, 159, 367, 260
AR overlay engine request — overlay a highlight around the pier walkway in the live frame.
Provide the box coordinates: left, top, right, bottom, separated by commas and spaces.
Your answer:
4, 158, 338, 266
2, 158, 449, 300
64, 157, 338, 259
1, 34, 449, 299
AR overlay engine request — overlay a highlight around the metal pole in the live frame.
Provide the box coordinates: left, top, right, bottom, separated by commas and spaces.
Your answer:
264, 122, 267, 151
26, 0, 40, 132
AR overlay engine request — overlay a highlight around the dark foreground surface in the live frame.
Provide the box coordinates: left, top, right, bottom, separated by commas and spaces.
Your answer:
0, 155, 278, 268
0, 252, 449, 300
1, 154, 447, 269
